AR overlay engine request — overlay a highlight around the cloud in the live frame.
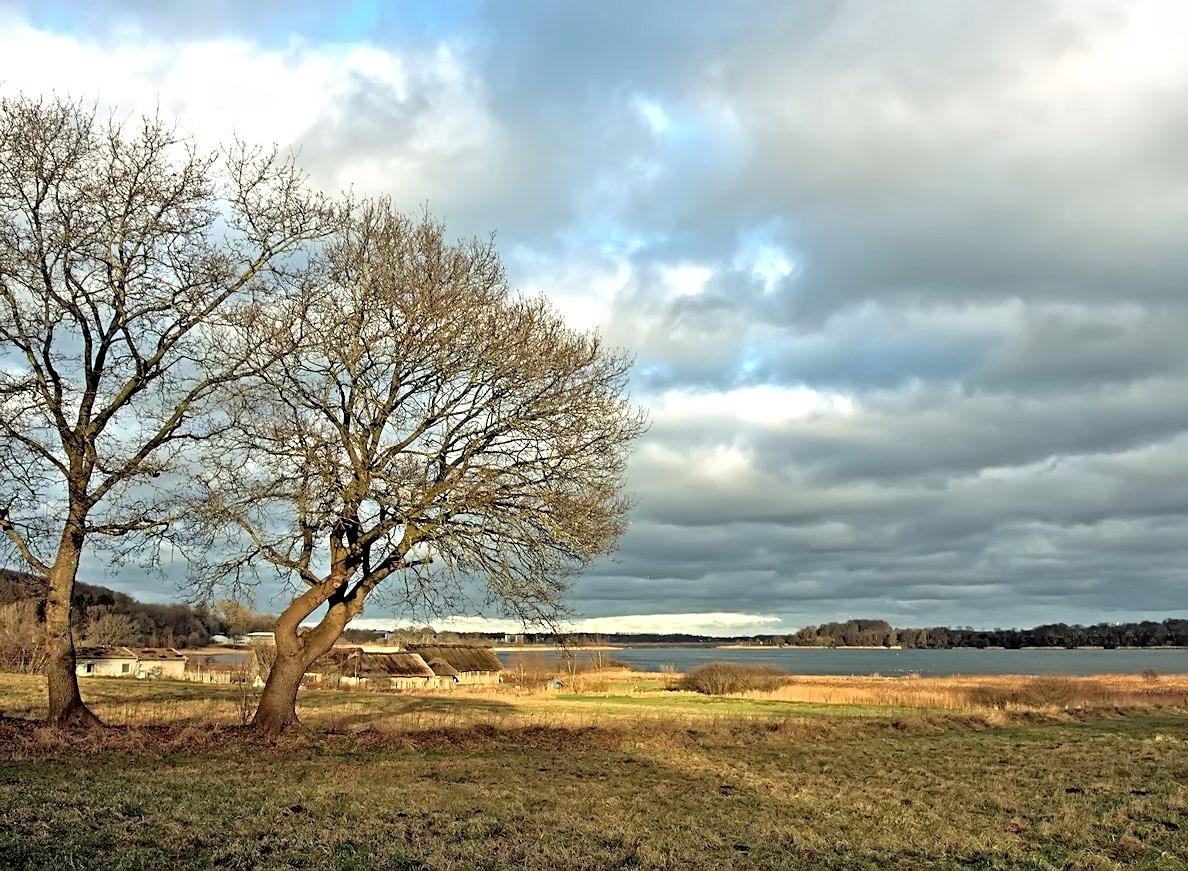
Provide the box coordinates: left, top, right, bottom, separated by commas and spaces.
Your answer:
6, 1, 1188, 630
350, 612, 784, 636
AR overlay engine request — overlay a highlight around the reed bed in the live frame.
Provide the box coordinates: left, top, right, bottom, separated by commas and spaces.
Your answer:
744, 672, 1188, 711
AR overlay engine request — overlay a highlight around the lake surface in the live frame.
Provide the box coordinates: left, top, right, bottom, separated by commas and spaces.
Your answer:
502, 646, 1188, 676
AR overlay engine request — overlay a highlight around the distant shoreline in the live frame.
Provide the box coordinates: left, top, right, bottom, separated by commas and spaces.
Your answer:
493, 645, 622, 652
491, 643, 1188, 652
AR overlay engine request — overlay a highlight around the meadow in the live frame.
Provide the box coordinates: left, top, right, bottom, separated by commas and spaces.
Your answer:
2, 671, 1187, 869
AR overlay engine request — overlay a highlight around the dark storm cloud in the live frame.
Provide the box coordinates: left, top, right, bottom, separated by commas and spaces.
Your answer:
5, 0, 1188, 630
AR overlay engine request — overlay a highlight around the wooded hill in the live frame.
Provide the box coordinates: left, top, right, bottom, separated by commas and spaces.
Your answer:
0, 569, 269, 649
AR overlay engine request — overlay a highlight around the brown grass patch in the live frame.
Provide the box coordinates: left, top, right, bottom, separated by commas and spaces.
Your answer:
4, 707, 1187, 869
743, 673, 1188, 712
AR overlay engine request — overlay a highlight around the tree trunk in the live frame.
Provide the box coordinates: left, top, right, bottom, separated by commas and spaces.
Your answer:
251, 651, 311, 738
43, 530, 102, 728
250, 600, 356, 738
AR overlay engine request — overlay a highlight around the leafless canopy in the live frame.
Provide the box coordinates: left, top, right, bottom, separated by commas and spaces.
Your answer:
0, 95, 329, 569
194, 201, 646, 639
0, 94, 330, 724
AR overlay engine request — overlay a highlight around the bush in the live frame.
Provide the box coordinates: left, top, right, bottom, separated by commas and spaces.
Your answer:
678, 662, 788, 695
965, 677, 1110, 709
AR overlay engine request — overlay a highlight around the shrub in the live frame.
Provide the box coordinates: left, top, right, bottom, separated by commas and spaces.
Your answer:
504, 655, 554, 686
659, 662, 678, 690
678, 662, 788, 695
965, 677, 1111, 709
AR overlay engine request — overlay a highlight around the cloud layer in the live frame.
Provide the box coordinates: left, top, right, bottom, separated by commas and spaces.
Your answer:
5, 0, 1188, 631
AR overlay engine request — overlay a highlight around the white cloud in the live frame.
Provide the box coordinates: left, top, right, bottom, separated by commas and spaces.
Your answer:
1020, 0, 1188, 105
659, 263, 713, 300
510, 248, 632, 331
0, 12, 497, 198
349, 611, 783, 636
650, 385, 856, 425
632, 94, 672, 136
11, 1, 1188, 630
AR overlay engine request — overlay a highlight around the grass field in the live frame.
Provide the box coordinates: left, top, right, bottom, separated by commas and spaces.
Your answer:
2, 672, 1187, 869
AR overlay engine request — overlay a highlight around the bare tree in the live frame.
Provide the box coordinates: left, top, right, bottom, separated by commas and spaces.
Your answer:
82, 610, 139, 647
0, 96, 330, 726
192, 202, 646, 735
214, 598, 258, 638
0, 599, 47, 674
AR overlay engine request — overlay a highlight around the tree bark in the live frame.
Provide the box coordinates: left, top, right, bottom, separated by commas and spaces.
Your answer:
43, 526, 102, 728
251, 652, 308, 737
250, 599, 354, 738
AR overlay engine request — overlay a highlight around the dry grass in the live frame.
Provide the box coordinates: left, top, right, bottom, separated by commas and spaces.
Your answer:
3, 671, 1187, 734
744, 672, 1188, 712
2, 672, 1188, 868
500, 652, 631, 694
3, 706, 1187, 869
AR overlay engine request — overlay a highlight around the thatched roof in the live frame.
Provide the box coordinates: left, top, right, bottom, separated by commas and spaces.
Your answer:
407, 644, 502, 673
360, 652, 436, 678
425, 658, 459, 677
312, 647, 354, 672
317, 648, 436, 678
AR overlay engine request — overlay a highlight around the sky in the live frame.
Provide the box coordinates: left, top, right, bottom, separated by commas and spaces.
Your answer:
3, 0, 1188, 635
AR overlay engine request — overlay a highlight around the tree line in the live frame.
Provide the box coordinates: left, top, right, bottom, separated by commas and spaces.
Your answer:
0, 96, 645, 734
489, 617, 1188, 649
770, 618, 1188, 649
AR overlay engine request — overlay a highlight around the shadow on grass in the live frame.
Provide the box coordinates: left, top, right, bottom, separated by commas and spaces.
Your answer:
0, 674, 526, 731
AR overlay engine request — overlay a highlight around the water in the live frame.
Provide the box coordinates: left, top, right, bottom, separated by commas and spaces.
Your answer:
503, 646, 1188, 676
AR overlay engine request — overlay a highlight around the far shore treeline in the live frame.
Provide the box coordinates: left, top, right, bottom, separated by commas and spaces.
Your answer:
2, 571, 1185, 653
515, 618, 1188, 650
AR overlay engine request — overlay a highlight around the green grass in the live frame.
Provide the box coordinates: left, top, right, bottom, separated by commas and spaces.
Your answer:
2, 674, 1187, 869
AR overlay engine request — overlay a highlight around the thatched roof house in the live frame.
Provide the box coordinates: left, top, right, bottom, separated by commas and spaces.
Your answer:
425, 658, 459, 679
352, 651, 437, 680
406, 644, 502, 684
303, 644, 503, 690
310, 648, 438, 689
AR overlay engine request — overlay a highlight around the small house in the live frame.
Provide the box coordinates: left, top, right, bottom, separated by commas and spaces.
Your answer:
425, 658, 460, 684
76, 646, 138, 677
406, 644, 503, 685
75, 646, 187, 679
310, 648, 438, 690
133, 648, 187, 679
